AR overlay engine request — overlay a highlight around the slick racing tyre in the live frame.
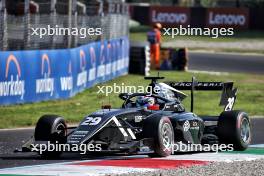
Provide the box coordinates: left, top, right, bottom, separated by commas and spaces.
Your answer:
34, 115, 67, 158
218, 110, 251, 151
144, 116, 174, 157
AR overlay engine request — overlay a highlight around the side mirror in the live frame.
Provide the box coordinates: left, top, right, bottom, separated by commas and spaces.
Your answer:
119, 93, 129, 100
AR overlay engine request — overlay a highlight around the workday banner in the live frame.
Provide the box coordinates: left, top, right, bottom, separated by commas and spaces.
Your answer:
0, 37, 129, 105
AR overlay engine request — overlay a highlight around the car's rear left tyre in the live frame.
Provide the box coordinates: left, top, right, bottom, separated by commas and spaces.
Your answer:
217, 110, 251, 151
144, 116, 174, 157
34, 115, 67, 158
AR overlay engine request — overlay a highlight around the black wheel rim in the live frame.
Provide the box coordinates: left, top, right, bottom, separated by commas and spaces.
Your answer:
240, 118, 250, 143
55, 123, 66, 138
161, 123, 173, 150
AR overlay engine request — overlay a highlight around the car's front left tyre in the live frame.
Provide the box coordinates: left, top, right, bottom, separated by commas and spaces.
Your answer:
144, 116, 174, 157
34, 115, 67, 158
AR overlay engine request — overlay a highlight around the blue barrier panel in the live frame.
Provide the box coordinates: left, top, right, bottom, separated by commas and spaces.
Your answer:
0, 37, 129, 105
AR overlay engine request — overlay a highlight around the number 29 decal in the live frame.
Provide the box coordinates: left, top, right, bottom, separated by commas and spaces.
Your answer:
81, 117, 102, 126
225, 97, 235, 111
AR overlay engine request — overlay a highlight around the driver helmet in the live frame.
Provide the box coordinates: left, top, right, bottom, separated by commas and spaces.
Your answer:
136, 96, 155, 107
154, 23, 162, 29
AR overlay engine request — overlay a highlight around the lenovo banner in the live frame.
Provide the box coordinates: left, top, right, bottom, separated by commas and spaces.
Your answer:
206, 8, 249, 29
0, 37, 129, 105
149, 6, 190, 27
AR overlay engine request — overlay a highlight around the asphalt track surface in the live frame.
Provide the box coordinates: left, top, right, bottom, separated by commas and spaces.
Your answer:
0, 118, 263, 169
188, 52, 264, 74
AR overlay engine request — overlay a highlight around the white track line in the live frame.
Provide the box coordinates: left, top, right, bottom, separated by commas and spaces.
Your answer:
250, 144, 264, 148
189, 50, 264, 56
188, 70, 230, 76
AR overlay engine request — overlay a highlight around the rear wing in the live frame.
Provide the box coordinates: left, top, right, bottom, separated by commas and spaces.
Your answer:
165, 77, 238, 112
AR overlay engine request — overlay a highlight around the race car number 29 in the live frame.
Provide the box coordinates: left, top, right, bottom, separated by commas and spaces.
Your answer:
81, 117, 102, 126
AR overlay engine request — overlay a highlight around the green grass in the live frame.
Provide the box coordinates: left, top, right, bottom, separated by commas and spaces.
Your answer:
130, 30, 264, 53
225, 148, 264, 155
130, 31, 264, 42
130, 25, 264, 43
0, 71, 263, 129
187, 47, 264, 54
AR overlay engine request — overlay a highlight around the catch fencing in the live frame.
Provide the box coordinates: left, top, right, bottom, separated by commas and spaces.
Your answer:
0, 0, 129, 51
0, 0, 130, 105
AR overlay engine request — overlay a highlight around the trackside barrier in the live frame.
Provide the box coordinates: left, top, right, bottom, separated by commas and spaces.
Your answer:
0, 37, 129, 105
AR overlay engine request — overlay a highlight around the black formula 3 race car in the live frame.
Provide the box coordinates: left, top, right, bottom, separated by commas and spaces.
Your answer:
17, 76, 251, 158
